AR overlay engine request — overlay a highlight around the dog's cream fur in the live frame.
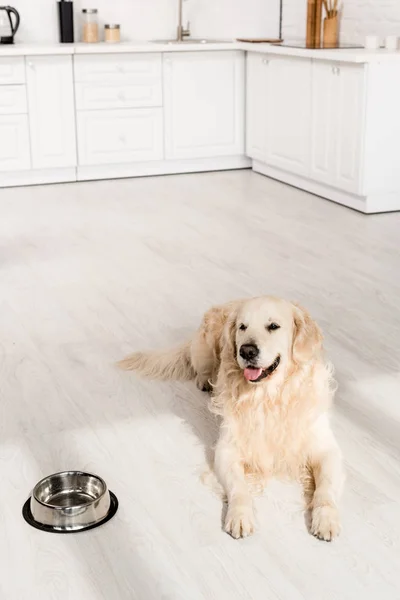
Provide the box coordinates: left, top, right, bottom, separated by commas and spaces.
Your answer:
119, 296, 344, 541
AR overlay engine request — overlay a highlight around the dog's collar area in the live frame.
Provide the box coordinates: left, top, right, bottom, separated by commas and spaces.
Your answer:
245, 355, 281, 383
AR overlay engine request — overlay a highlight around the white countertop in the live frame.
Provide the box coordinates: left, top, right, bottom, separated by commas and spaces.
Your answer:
1, 40, 400, 63
238, 42, 400, 63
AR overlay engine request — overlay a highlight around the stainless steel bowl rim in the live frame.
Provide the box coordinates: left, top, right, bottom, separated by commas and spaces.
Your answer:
32, 470, 108, 510
23, 491, 119, 534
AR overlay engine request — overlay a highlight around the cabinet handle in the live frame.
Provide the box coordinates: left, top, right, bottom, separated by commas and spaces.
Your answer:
262, 58, 269, 65
27, 61, 35, 70
332, 66, 340, 75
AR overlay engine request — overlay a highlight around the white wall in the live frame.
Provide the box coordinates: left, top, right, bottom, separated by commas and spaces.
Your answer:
282, 0, 400, 44
14, 0, 280, 44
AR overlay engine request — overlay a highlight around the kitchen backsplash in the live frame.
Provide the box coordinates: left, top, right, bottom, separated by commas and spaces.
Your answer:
282, 0, 400, 44
12, 0, 400, 48
13, 0, 280, 43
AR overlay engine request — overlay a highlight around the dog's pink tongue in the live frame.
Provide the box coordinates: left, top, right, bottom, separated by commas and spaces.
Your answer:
244, 367, 262, 381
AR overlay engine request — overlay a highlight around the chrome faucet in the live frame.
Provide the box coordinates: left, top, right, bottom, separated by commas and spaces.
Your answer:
177, 0, 190, 41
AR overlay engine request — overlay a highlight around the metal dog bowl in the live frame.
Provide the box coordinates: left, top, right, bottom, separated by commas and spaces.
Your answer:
22, 471, 118, 533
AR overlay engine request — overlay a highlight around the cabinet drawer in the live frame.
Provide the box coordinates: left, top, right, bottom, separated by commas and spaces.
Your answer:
0, 114, 31, 172
0, 85, 27, 114
0, 57, 25, 85
77, 108, 163, 166
74, 53, 162, 84
75, 81, 162, 110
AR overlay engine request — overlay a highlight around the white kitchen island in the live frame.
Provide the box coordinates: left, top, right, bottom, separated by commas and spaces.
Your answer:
1, 40, 400, 213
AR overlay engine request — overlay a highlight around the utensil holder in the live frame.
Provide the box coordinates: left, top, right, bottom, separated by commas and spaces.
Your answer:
323, 15, 338, 48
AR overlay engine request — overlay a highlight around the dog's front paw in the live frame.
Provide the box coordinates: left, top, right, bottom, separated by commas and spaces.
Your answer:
195, 376, 212, 393
224, 502, 255, 539
311, 504, 341, 542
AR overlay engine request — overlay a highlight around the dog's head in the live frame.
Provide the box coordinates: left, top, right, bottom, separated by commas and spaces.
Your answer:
224, 297, 322, 384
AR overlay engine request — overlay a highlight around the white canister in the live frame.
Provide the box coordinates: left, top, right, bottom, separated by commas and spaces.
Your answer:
105, 24, 121, 43
364, 35, 380, 50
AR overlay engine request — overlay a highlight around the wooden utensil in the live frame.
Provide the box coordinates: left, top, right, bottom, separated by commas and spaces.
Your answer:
306, 0, 316, 48
323, 0, 340, 18
315, 0, 323, 47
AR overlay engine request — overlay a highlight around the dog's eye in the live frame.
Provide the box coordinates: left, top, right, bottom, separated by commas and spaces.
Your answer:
267, 323, 280, 331
239, 323, 247, 331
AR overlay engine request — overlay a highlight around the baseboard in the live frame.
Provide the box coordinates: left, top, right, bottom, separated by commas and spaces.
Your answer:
366, 192, 400, 214
77, 155, 251, 182
252, 161, 400, 214
0, 167, 76, 188
252, 161, 369, 213
0, 157, 250, 189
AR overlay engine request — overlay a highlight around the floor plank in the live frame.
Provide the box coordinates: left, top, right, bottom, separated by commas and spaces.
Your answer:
1, 171, 400, 600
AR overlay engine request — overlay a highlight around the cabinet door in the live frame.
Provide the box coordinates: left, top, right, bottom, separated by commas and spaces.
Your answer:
0, 114, 30, 172
335, 63, 365, 194
26, 55, 77, 169
266, 56, 312, 177
246, 53, 269, 162
310, 61, 337, 186
77, 108, 163, 166
163, 51, 245, 160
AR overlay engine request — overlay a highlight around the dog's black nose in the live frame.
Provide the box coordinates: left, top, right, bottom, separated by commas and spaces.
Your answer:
239, 344, 259, 361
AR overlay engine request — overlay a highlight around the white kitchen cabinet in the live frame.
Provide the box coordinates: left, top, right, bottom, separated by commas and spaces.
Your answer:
74, 53, 162, 84
77, 108, 163, 166
0, 85, 27, 115
308, 60, 336, 187
163, 51, 245, 160
0, 57, 25, 85
0, 114, 30, 172
0, 44, 397, 212
247, 53, 312, 177
74, 53, 163, 111
267, 57, 311, 176
75, 81, 162, 111
310, 61, 365, 194
26, 55, 77, 170
335, 63, 365, 193
246, 53, 269, 162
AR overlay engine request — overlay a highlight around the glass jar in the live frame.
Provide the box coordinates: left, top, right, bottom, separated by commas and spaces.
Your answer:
82, 9, 99, 43
105, 24, 120, 43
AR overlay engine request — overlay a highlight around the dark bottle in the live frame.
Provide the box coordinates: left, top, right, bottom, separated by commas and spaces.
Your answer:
58, 0, 74, 43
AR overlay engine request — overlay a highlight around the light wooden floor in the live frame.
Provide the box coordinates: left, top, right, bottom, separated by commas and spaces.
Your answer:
1, 170, 400, 600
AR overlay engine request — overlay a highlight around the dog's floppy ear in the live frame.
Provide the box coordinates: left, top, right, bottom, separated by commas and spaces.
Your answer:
220, 306, 239, 365
223, 311, 237, 350
292, 303, 323, 364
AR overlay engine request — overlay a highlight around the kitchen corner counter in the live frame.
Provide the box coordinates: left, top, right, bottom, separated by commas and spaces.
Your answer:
238, 42, 400, 63
1, 40, 400, 63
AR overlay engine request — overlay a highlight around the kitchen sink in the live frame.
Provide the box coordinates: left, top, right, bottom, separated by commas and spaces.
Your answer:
152, 39, 230, 45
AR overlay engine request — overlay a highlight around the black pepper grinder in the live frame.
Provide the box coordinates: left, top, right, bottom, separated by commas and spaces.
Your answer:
57, 0, 74, 43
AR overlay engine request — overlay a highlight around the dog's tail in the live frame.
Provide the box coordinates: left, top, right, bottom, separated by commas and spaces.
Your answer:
117, 341, 195, 381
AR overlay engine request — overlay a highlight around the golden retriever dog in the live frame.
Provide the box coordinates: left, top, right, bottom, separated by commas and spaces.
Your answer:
119, 296, 344, 541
